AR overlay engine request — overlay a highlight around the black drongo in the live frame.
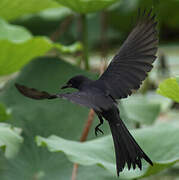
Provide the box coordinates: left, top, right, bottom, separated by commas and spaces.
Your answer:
15, 9, 158, 176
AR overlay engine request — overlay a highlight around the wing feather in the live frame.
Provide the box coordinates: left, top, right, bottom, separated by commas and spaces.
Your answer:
98, 9, 158, 99
58, 90, 114, 112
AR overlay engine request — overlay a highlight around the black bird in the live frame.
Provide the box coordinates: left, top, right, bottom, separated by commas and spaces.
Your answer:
15, 9, 158, 176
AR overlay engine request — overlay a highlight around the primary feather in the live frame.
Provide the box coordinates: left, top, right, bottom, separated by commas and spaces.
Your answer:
98, 9, 158, 99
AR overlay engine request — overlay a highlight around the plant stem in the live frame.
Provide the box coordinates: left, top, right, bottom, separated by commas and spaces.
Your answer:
80, 109, 95, 142
50, 15, 73, 42
100, 11, 108, 59
99, 11, 108, 73
81, 14, 89, 70
71, 163, 79, 180
71, 109, 95, 180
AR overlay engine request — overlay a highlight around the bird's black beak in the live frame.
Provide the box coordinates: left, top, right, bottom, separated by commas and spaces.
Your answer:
61, 83, 72, 89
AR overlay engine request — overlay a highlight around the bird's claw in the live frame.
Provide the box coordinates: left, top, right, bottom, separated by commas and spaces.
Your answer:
95, 127, 104, 136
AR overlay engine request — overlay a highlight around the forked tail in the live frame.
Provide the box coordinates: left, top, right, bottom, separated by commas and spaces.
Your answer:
108, 117, 153, 176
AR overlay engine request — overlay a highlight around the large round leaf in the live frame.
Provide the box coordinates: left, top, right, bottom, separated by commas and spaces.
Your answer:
0, 38, 52, 76
54, 0, 119, 14
0, 57, 118, 180
1, 57, 177, 179
0, 0, 60, 21
121, 93, 172, 125
157, 77, 179, 102
0, 18, 82, 76
36, 122, 179, 179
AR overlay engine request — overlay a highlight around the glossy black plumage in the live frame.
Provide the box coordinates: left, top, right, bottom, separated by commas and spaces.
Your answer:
15, 9, 158, 176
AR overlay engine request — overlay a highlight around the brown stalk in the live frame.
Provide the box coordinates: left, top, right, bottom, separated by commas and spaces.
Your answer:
71, 109, 95, 180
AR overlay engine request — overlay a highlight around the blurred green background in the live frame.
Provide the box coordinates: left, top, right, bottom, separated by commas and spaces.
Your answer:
0, 0, 179, 180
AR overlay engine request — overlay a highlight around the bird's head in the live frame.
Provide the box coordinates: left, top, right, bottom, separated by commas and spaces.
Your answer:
61, 75, 90, 90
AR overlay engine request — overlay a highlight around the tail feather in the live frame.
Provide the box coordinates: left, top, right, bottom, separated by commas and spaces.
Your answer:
120, 119, 153, 165
108, 117, 153, 176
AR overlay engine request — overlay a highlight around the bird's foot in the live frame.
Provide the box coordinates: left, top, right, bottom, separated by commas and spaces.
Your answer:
95, 127, 104, 136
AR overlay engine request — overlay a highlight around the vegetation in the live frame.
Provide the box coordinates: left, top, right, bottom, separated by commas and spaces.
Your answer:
0, 0, 179, 179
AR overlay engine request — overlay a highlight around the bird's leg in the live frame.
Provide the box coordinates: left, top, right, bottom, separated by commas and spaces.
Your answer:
95, 115, 104, 136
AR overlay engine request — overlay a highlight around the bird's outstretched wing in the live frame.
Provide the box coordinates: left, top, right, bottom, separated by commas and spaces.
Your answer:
57, 92, 101, 111
15, 83, 113, 111
58, 90, 115, 111
15, 83, 57, 100
98, 9, 158, 99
